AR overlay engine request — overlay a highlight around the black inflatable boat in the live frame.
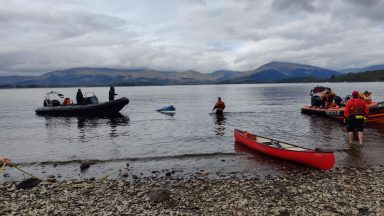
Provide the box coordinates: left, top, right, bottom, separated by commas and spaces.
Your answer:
35, 91, 129, 116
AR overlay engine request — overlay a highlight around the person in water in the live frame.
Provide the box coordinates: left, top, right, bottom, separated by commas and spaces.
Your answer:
344, 91, 369, 144
212, 97, 225, 115
76, 89, 84, 104
0, 156, 11, 164
109, 86, 117, 101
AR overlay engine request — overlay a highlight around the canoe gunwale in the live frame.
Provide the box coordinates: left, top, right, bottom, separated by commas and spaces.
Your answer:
235, 129, 333, 153
234, 129, 335, 170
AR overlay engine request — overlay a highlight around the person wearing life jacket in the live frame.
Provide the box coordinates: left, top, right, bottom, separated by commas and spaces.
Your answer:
344, 91, 369, 144
212, 97, 225, 115
321, 88, 336, 109
63, 97, 72, 105
359, 91, 372, 104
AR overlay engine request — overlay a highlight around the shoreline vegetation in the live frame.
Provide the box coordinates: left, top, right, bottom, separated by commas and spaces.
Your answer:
1, 166, 384, 215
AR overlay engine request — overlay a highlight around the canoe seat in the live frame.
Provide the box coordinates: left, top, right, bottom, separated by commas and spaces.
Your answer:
255, 137, 270, 143
262, 141, 282, 148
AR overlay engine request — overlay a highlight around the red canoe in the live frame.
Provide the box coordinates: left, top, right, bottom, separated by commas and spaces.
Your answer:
234, 129, 335, 170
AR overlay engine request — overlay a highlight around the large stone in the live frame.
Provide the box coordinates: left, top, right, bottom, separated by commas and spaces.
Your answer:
80, 162, 92, 170
148, 188, 171, 203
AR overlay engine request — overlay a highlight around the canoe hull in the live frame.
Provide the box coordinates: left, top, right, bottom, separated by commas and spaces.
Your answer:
234, 129, 335, 170
35, 97, 129, 116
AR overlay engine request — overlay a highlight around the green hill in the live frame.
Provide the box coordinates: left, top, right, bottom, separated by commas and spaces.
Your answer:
326, 69, 384, 82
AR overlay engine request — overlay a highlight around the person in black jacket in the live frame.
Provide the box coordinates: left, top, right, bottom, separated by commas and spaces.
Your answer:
76, 89, 84, 104
109, 86, 117, 101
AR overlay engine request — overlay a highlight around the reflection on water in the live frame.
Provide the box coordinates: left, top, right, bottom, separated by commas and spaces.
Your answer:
344, 144, 364, 166
213, 114, 226, 136
43, 114, 130, 143
157, 112, 176, 117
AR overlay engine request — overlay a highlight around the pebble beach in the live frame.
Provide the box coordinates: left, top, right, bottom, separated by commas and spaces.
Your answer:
1, 166, 384, 215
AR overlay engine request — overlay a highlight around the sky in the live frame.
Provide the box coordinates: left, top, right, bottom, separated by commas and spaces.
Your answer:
1, 0, 384, 76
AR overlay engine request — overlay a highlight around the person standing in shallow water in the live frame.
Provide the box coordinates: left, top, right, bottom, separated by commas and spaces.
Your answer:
212, 97, 225, 115
76, 89, 84, 105
109, 86, 117, 101
344, 91, 369, 144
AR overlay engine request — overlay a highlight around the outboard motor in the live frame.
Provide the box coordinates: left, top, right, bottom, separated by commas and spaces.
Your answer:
51, 100, 61, 107
43, 99, 61, 107
334, 96, 342, 106
84, 96, 99, 105
311, 95, 322, 107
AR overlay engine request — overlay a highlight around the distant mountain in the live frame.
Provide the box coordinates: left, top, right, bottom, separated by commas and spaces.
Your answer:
207, 70, 243, 81
225, 62, 341, 83
0, 67, 216, 86
340, 64, 384, 73
0, 61, 350, 87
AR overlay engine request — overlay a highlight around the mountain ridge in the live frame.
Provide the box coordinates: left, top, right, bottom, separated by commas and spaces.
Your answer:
0, 61, 376, 87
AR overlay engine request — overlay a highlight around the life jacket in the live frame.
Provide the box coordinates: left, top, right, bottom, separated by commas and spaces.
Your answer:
63, 98, 72, 105
215, 101, 225, 111
345, 98, 367, 119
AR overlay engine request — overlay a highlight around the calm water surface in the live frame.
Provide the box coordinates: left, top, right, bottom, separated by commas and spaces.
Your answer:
1, 83, 384, 181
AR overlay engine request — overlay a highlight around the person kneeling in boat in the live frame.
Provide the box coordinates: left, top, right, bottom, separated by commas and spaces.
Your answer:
344, 91, 369, 144
63, 97, 72, 105
321, 88, 336, 109
359, 91, 372, 104
212, 97, 225, 115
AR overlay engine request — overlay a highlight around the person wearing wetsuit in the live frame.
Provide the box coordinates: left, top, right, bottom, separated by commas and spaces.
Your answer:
76, 89, 84, 105
109, 86, 117, 101
344, 91, 369, 144
212, 97, 225, 115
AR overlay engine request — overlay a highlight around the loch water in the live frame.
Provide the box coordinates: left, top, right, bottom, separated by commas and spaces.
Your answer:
1, 83, 384, 181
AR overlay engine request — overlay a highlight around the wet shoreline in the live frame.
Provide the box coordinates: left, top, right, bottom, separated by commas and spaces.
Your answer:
1, 166, 384, 215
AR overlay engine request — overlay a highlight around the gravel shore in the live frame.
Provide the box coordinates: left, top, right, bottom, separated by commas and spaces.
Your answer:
1, 166, 384, 215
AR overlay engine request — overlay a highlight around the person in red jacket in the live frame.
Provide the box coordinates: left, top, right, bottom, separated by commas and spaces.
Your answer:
212, 97, 225, 115
344, 91, 369, 144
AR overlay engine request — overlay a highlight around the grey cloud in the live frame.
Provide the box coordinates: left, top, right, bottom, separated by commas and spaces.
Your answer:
271, 0, 317, 13
0, 0, 384, 75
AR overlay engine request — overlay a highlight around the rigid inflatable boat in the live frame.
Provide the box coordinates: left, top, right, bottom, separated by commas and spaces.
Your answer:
35, 91, 129, 116
301, 86, 384, 123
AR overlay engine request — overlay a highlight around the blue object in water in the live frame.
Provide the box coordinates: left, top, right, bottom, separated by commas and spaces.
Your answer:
157, 105, 176, 113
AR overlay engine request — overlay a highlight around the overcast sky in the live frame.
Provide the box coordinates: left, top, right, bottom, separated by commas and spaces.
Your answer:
1, 0, 384, 75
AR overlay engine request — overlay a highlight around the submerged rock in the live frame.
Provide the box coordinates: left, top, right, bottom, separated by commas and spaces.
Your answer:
80, 162, 92, 170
